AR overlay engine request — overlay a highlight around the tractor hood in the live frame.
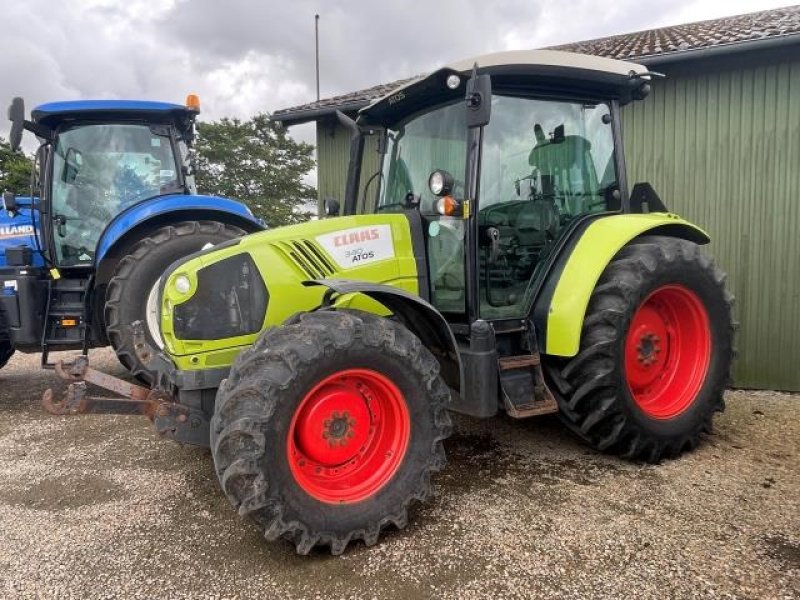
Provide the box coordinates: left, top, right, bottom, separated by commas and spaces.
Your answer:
157, 213, 425, 370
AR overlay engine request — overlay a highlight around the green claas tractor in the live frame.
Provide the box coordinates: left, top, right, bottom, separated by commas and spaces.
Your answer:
45, 50, 734, 555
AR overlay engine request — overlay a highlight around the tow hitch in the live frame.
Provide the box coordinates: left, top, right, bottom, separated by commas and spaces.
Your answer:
41, 354, 164, 417
41, 322, 212, 446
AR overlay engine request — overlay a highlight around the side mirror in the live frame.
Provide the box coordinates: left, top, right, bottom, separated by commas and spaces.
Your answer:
552, 124, 565, 144
7, 97, 25, 152
323, 197, 340, 217
533, 123, 546, 144
465, 65, 491, 129
64, 147, 83, 183
2, 191, 18, 216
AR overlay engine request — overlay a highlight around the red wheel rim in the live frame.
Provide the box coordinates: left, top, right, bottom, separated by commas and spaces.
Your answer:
287, 368, 410, 504
624, 285, 711, 419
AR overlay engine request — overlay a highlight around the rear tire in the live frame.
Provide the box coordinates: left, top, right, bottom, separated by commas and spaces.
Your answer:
0, 306, 14, 370
211, 310, 452, 555
105, 221, 245, 384
549, 236, 734, 462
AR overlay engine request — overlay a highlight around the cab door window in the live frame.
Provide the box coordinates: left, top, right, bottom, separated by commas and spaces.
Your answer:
478, 96, 617, 318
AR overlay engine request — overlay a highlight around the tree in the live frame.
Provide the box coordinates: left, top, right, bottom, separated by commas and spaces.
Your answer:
0, 137, 33, 196
195, 114, 316, 226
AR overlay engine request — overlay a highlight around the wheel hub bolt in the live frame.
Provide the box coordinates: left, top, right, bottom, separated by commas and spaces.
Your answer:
636, 332, 661, 367
322, 411, 356, 447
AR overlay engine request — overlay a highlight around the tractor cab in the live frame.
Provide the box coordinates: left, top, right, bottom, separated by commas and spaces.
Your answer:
349, 50, 653, 327
4, 97, 201, 268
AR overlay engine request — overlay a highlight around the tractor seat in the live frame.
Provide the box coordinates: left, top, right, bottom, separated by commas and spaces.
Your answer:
514, 199, 559, 247
529, 134, 592, 168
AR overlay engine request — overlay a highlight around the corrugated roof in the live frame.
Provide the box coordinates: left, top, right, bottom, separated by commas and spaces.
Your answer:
551, 4, 800, 59
273, 5, 800, 124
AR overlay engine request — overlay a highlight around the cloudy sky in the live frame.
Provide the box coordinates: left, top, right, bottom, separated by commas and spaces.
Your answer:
0, 0, 793, 147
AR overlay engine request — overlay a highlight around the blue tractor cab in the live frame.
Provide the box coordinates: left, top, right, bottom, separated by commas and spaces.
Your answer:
0, 96, 264, 378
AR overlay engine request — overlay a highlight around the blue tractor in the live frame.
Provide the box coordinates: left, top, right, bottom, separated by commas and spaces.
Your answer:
0, 96, 264, 380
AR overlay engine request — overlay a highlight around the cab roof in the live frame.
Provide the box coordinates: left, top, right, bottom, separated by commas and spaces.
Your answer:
31, 100, 195, 128
360, 50, 652, 125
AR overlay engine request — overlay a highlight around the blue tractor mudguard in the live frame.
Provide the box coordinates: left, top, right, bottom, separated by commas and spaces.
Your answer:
94, 193, 265, 267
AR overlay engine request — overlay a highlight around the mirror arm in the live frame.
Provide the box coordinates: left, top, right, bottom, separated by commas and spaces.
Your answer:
23, 120, 54, 142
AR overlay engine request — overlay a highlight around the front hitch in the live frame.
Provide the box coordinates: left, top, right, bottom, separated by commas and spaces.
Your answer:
41, 354, 165, 417
41, 322, 211, 446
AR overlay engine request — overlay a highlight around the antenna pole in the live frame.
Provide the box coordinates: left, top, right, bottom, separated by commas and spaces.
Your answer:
315, 14, 320, 102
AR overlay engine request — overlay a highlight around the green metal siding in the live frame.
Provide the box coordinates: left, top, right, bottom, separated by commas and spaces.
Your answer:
623, 55, 800, 390
316, 120, 380, 214
312, 52, 800, 390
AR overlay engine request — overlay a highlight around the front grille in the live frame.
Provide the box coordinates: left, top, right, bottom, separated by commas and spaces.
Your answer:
272, 239, 335, 279
173, 253, 268, 340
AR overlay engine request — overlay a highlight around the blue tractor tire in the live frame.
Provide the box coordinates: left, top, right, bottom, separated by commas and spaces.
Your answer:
104, 220, 246, 384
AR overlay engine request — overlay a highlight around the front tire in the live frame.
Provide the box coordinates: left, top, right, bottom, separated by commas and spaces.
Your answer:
550, 236, 734, 462
211, 310, 452, 555
105, 221, 245, 384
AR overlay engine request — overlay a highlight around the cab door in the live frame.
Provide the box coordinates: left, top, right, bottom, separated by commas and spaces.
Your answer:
49, 123, 180, 266
476, 95, 620, 319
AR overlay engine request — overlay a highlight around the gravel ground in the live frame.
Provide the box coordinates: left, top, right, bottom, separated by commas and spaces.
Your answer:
0, 348, 797, 600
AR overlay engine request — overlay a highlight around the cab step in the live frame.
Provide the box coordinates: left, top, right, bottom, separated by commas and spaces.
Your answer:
498, 353, 559, 418
41, 276, 92, 368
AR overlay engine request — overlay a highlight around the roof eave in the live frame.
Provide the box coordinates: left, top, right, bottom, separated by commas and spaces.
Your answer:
637, 31, 800, 65
271, 101, 368, 127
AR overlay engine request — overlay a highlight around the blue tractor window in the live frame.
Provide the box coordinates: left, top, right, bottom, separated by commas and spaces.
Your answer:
50, 123, 181, 265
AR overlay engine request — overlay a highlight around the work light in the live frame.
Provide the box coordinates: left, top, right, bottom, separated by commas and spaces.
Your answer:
428, 169, 454, 196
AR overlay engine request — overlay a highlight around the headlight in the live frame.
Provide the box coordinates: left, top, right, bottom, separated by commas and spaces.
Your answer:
428, 169, 454, 197
174, 274, 191, 294
172, 253, 268, 340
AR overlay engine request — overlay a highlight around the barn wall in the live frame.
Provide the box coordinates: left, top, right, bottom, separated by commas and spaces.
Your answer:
622, 50, 800, 390
315, 118, 380, 214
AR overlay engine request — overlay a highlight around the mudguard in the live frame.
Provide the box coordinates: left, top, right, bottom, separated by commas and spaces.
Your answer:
533, 213, 710, 357
94, 193, 264, 265
307, 279, 462, 392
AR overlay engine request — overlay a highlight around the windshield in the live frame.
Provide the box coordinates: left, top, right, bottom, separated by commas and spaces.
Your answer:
376, 101, 467, 213
375, 101, 468, 313
50, 123, 180, 265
